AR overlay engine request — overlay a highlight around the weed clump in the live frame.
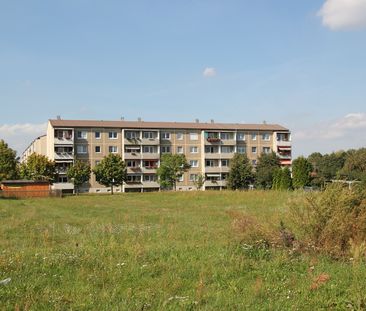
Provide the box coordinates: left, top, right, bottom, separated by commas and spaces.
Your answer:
290, 184, 366, 259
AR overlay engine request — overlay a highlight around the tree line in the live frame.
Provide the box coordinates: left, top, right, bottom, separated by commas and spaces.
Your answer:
1, 139, 365, 193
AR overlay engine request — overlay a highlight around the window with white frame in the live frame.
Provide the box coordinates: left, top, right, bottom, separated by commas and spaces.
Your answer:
161, 132, 171, 140
190, 146, 198, 153
251, 133, 257, 140
221, 159, 229, 167
221, 132, 234, 140
221, 146, 235, 153
177, 146, 184, 154
237, 132, 245, 141
109, 146, 118, 153
125, 131, 139, 139
109, 131, 118, 139
143, 174, 156, 182
77, 131, 87, 139
95, 160, 100, 166
143, 131, 156, 139
189, 132, 198, 140
161, 146, 171, 153
95, 146, 101, 153
95, 131, 101, 139
262, 133, 270, 141
252, 146, 257, 154
190, 160, 199, 168
126, 175, 141, 183
76, 145, 87, 154
237, 146, 246, 154
189, 174, 198, 181
177, 175, 184, 182
126, 160, 139, 167
176, 132, 184, 140
143, 146, 156, 153
263, 147, 271, 154
125, 146, 140, 153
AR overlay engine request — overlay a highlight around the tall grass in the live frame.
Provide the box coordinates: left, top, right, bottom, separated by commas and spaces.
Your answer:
0, 191, 365, 310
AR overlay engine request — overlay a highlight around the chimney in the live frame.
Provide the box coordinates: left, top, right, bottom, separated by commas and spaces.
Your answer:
138, 117, 142, 122
120, 116, 124, 121
57, 115, 61, 120
210, 119, 214, 124
195, 118, 199, 123
263, 120, 267, 124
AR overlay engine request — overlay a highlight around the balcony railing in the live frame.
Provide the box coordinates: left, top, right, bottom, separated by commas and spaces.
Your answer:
55, 152, 74, 160
54, 137, 73, 145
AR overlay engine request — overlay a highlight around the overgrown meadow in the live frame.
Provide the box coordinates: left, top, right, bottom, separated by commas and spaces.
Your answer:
1, 191, 365, 310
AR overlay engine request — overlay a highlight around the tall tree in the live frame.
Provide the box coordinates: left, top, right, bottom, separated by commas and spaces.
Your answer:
19, 153, 56, 181
0, 140, 18, 181
93, 154, 127, 194
338, 148, 366, 181
227, 153, 253, 190
292, 156, 312, 189
157, 154, 190, 190
255, 152, 281, 189
272, 167, 292, 190
67, 160, 91, 194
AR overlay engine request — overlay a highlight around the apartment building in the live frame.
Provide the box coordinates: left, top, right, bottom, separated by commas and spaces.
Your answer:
22, 119, 292, 193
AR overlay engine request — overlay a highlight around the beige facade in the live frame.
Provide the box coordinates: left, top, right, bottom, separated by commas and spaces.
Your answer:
22, 119, 291, 193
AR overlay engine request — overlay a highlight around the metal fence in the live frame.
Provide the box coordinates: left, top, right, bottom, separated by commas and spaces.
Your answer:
0, 189, 63, 199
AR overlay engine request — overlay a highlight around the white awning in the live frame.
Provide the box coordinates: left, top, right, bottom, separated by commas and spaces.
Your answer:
206, 174, 221, 177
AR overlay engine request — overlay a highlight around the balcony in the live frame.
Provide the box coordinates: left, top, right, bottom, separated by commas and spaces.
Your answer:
205, 180, 226, 187
277, 140, 291, 147
54, 152, 74, 161
205, 166, 221, 173
54, 137, 73, 145
124, 152, 141, 159
220, 152, 235, 159
52, 183, 74, 190
205, 153, 220, 159
141, 138, 159, 145
278, 153, 292, 160
124, 138, 141, 145
124, 181, 143, 188
142, 166, 158, 173
127, 167, 142, 174
142, 181, 160, 188
141, 153, 159, 160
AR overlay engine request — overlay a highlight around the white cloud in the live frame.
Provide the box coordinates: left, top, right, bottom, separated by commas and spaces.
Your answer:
0, 123, 47, 156
318, 0, 366, 30
203, 67, 217, 77
292, 113, 366, 156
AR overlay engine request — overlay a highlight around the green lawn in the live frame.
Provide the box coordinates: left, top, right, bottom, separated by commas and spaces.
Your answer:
0, 191, 365, 310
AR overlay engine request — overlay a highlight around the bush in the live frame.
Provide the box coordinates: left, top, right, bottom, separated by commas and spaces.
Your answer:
289, 184, 366, 259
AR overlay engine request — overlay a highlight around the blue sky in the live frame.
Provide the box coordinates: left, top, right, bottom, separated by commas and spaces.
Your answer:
1, 0, 366, 156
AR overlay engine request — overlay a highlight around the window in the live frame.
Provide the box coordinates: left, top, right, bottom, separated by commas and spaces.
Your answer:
143, 131, 156, 139
77, 131, 87, 139
205, 146, 219, 153
143, 174, 156, 182
178, 175, 184, 182
189, 174, 198, 182
76, 145, 87, 154
126, 175, 141, 183
190, 160, 199, 168
190, 146, 198, 153
143, 160, 158, 169
125, 131, 139, 139
189, 132, 198, 140
221, 159, 229, 167
109, 146, 118, 153
205, 160, 218, 167
127, 160, 139, 167
263, 147, 271, 154
143, 146, 156, 153
252, 147, 257, 154
161, 146, 171, 153
176, 132, 184, 140
95, 146, 101, 153
95, 160, 100, 166
95, 131, 101, 139
220, 132, 232, 140
109, 131, 118, 139
221, 146, 234, 153
251, 133, 257, 141
252, 160, 257, 166
161, 132, 171, 140
262, 133, 270, 141
125, 146, 140, 153
237, 146, 246, 154
177, 146, 184, 154
237, 132, 245, 141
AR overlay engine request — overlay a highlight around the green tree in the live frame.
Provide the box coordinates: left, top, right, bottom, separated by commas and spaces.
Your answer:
157, 154, 190, 190
255, 152, 281, 189
0, 140, 18, 181
292, 156, 312, 189
67, 160, 91, 194
193, 173, 205, 191
272, 167, 292, 190
338, 148, 366, 182
227, 153, 253, 190
19, 153, 56, 181
93, 154, 127, 194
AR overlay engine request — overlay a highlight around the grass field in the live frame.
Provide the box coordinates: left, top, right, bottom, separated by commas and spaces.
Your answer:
1, 191, 365, 310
